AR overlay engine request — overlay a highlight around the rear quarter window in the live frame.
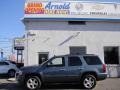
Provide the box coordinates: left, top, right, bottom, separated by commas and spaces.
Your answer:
84, 56, 102, 65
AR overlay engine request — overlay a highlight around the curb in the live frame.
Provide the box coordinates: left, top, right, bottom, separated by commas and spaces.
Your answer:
7, 78, 16, 82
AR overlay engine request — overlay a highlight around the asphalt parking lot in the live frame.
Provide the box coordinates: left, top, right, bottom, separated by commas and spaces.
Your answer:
0, 77, 120, 90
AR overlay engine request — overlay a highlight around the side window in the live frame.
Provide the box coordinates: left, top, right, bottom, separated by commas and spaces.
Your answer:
0, 62, 9, 65
4, 62, 9, 65
84, 56, 102, 65
48, 57, 65, 67
0, 62, 4, 65
68, 56, 82, 66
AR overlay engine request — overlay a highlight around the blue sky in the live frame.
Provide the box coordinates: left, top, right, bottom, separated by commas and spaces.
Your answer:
0, 0, 25, 57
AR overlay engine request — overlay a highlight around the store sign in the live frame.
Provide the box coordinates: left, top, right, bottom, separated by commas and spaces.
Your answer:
25, 2, 70, 15
14, 38, 25, 50
24, 1, 120, 19
25, 3, 44, 14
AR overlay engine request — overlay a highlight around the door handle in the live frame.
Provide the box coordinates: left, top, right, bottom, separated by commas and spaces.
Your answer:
60, 69, 66, 71
79, 68, 84, 70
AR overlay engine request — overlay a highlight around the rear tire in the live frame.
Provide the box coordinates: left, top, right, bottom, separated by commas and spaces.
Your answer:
82, 74, 96, 89
25, 76, 41, 90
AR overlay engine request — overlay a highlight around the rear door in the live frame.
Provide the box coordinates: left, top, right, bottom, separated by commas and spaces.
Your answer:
65, 56, 83, 82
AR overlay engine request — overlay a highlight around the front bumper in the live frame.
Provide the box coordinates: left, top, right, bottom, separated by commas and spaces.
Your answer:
15, 71, 25, 84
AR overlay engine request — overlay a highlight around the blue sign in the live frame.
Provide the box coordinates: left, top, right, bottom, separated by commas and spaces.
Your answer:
45, 2, 70, 10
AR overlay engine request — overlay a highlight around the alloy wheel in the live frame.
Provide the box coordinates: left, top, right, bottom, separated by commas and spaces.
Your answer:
83, 75, 96, 89
26, 76, 41, 90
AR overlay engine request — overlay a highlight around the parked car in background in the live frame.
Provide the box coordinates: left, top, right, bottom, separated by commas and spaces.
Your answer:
16, 54, 107, 90
16, 63, 24, 68
3, 60, 24, 68
0, 60, 18, 77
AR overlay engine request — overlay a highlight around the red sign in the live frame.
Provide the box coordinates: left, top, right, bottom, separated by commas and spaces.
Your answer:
25, 2, 44, 14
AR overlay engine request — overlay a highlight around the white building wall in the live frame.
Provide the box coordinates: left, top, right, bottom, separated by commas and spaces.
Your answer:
24, 21, 120, 66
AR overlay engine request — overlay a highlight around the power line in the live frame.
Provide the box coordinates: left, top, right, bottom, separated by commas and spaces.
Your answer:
0, 41, 11, 43
0, 46, 12, 48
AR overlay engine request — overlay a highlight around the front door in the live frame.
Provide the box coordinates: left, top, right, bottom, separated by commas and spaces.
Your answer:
43, 57, 67, 83
0, 62, 9, 74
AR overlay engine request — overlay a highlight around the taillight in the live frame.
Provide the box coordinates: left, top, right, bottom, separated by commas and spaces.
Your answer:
103, 64, 106, 73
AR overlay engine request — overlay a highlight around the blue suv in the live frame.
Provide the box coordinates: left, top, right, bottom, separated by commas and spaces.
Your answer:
16, 54, 107, 90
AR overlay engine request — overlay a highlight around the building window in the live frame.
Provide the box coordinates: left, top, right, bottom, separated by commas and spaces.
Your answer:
104, 47, 119, 64
68, 56, 82, 66
70, 46, 86, 55
38, 52, 49, 64
68, 21, 86, 25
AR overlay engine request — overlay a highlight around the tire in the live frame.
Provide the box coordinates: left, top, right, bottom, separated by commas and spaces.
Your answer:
25, 76, 41, 90
82, 74, 96, 89
8, 70, 15, 77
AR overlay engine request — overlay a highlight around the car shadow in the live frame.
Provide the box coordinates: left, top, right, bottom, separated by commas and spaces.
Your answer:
0, 74, 9, 79
0, 82, 86, 90
41, 84, 83, 89
0, 75, 88, 90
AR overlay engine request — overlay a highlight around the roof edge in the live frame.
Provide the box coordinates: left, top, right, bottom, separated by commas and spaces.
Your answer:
22, 17, 120, 22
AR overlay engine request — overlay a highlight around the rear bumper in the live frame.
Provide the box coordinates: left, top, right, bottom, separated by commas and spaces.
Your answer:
97, 73, 107, 81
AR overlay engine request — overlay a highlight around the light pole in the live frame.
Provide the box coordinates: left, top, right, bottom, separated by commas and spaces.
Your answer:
0, 49, 3, 59
25, 30, 29, 66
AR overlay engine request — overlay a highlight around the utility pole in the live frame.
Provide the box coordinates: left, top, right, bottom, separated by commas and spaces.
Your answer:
0, 49, 3, 59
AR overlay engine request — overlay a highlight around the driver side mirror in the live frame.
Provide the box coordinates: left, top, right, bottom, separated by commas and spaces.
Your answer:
46, 62, 53, 67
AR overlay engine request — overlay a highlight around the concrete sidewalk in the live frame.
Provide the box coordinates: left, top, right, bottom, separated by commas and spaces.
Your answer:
94, 78, 120, 90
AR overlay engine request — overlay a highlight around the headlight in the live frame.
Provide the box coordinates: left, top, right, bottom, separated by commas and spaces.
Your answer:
15, 70, 23, 80
18, 70, 23, 75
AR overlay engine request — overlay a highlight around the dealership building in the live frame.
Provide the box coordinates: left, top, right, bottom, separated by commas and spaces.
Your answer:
23, 0, 120, 77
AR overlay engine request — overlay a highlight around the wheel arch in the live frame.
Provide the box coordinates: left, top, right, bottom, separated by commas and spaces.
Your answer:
8, 69, 16, 73
81, 71, 98, 80
8, 69, 16, 77
24, 73, 42, 82
24, 73, 42, 90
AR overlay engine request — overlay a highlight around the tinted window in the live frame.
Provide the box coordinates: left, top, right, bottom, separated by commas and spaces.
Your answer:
0, 62, 9, 65
10, 61, 16, 65
0, 62, 4, 65
84, 56, 102, 65
68, 56, 82, 66
68, 21, 86, 25
48, 57, 65, 66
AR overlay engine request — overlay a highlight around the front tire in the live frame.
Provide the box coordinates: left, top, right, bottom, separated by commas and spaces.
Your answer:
82, 74, 96, 89
8, 70, 15, 77
25, 76, 41, 90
